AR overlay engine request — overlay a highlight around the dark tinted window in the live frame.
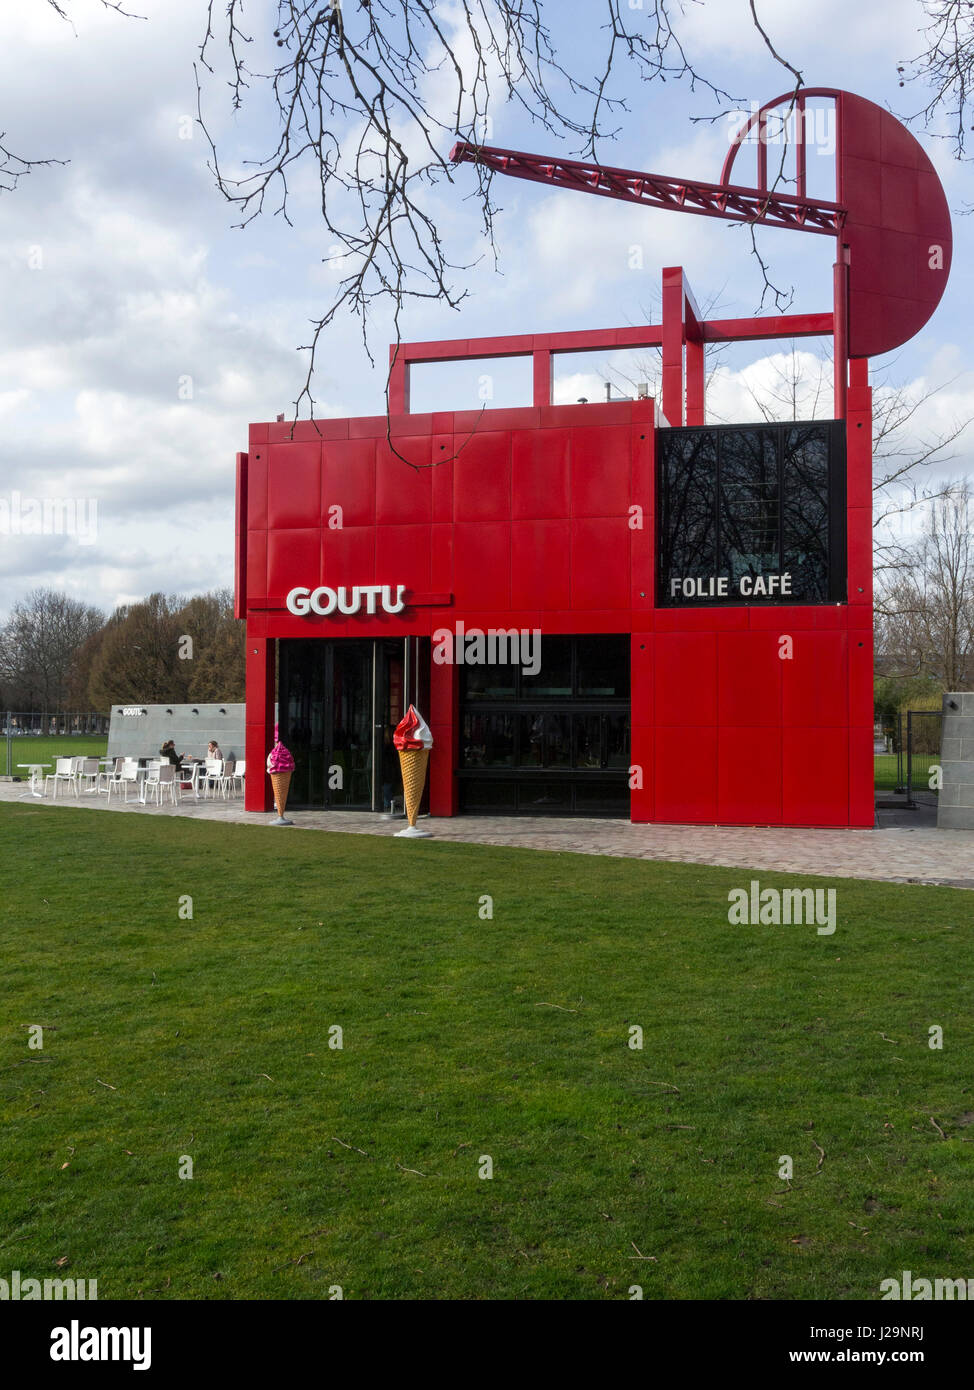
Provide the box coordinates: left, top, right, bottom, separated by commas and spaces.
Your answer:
657, 421, 844, 605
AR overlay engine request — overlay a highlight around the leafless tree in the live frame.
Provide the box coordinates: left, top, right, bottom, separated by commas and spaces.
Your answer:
0, 589, 104, 711
901, 1, 974, 158
874, 480, 974, 686
190, 2, 816, 419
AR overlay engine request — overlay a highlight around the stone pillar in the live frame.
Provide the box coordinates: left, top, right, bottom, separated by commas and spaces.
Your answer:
937, 693, 974, 830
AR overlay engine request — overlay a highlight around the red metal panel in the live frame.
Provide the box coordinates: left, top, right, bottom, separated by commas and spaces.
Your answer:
511, 520, 571, 609
320, 525, 376, 587
453, 431, 512, 521
245, 633, 275, 812
267, 527, 320, 599
512, 428, 571, 518
782, 727, 849, 826
234, 453, 248, 621
431, 522, 453, 594
629, 723, 653, 822
781, 631, 848, 727
267, 443, 321, 530
655, 726, 717, 823
654, 631, 717, 726
453, 522, 511, 608
375, 438, 432, 523
848, 725, 875, 827
718, 728, 782, 824
321, 439, 376, 527
245, 447, 268, 530
570, 518, 630, 610
846, 506, 873, 608
246, 531, 267, 604
374, 524, 431, 592
571, 425, 630, 516
718, 631, 782, 726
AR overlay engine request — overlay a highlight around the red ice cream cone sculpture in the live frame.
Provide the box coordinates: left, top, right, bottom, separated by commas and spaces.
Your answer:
393, 705, 433, 836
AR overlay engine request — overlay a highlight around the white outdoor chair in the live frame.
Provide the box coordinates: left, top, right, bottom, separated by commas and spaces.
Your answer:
43, 757, 75, 799
230, 759, 245, 797
218, 758, 236, 798
76, 757, 100, 794
178, 761, 201, 799
144, 762, 180, 807
97, 757, 124, 793
200, 759, 223, 798
107, 759, 140, 803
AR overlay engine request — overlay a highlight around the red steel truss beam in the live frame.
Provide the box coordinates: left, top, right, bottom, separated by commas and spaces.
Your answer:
450, 141, 846, 237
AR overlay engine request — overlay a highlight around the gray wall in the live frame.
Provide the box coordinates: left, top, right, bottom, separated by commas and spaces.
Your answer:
937, 692, 974, 830
107, 704, 246, 762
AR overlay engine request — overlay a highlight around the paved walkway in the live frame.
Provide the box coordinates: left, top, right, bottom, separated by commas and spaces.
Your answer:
3, 778, 972, 889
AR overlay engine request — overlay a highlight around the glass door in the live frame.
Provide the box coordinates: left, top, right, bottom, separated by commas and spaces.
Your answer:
280, 638, 422, 811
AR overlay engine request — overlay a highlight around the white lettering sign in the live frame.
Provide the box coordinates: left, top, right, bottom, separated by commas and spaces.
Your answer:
285, 584, 406, 617
669, 573, 792, 600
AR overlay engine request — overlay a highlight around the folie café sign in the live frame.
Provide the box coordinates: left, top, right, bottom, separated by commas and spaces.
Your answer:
286, 584, 406, 616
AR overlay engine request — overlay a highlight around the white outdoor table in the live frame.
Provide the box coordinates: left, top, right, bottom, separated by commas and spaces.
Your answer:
17, 763, 51, 797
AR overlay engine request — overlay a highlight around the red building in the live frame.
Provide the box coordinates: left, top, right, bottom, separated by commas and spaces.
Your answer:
236, 266, 874, 827
236, 87, 952, 829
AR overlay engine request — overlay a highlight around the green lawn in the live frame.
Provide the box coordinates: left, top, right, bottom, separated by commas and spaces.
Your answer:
1, 735, 108, 778
1, 802, 971, 1300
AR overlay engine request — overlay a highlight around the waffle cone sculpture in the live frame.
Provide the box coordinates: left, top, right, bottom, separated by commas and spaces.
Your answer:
270, 770, 292, 818
398, 747, 429, 828
266, 726, 296, 823
393, 705, 433, 835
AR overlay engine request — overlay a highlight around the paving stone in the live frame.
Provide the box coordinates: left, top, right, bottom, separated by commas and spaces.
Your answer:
4, 781, 973, 889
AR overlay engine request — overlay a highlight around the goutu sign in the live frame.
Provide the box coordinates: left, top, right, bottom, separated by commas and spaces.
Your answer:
286, 584, 406, 616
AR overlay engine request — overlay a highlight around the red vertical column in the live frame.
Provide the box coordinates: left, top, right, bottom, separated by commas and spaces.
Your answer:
532, 349, 552, 406
847, 356, 874, 826
245, 631, 276, 812
661, 266, 685, 427
388, 346, 410, 414
428, 653, 458, 817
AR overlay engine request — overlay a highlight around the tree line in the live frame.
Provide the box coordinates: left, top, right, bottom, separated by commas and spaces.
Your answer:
0, 588, 245, 713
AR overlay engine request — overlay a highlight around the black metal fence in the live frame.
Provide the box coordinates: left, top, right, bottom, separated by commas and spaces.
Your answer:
2, 711, 111, 778
875, 709, 943, 809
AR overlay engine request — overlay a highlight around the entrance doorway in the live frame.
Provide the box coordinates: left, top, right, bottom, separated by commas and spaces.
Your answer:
279, 638, 427, 810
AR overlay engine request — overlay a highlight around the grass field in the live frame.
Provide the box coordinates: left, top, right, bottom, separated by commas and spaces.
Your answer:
1, 736, 108, 778
1, 802, 971, 1300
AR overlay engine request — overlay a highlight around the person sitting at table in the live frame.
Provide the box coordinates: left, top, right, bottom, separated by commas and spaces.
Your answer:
159, 740, 183, 766
207, 741, 223, 761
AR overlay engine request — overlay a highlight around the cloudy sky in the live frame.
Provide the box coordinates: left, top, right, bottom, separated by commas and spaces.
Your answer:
1, 0, 971, 618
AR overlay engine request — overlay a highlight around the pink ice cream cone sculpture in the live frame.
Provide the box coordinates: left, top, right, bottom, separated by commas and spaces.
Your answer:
266, 728, 296, 825
393, 705, 433, 838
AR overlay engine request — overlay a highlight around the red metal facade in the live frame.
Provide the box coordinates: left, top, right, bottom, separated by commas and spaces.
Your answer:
238, 286, 875, 827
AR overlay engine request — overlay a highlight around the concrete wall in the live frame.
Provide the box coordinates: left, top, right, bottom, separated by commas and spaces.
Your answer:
106, 704, 247, 762
937, 692, 974, 829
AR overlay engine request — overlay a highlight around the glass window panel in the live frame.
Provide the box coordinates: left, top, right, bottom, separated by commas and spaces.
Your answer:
782, 425, 830, 601
517, 781, 571, 814
460, 712, 515, 768
576, 635, 630, 697
461, 664, 517, 701
604, 713, 630, 768
574, 780, 631, 814
521, 636, 572, 697
460, 779, 517, 812
658, 431, 718, 586
719, 429, 780, 586
574, 714, 603, 768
